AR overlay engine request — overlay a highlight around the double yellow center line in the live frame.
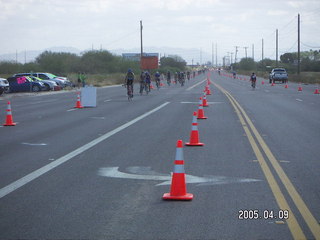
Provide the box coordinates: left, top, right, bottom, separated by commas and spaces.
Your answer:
214, 83, 320, 240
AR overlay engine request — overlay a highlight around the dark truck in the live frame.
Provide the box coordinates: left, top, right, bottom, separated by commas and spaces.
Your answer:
269, 68, 288, 83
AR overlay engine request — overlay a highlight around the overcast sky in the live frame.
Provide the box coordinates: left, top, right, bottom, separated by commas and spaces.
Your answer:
0, 0, 319, 64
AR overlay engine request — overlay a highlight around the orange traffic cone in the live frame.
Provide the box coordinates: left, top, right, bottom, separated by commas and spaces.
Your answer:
163, 140, 193, 200
261, 80, 265, 85
298, 84, 303, 92
74, 92, 84, 109
202, 91, 209, 107
185, 112, 204, 146
150, 84, 154, 90
206, 85, 212, 95
3, 101, 16, 126
271, 82, 275, 86
285, 84, 288, 89
197, 97, 207, 119
314, 88, 320, 94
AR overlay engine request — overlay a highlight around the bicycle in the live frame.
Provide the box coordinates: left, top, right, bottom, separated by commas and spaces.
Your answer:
155, 79, 160, 90
125, 84, 133, 101
251, 80, 256, 89
139, 81, 145, 96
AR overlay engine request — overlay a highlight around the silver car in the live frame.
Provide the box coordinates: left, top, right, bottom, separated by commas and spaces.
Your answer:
0, 78, 9, 95
14, 73, 72, 88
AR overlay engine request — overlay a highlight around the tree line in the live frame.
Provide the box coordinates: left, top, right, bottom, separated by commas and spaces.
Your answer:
0, 50, 187, 76
231, 50, 320, 73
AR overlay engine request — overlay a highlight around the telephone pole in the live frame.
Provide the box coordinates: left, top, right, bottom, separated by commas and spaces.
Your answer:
262, 38, 264, 61
252, 44, 254, 61
234, 46, 239, 63
140, 20, 143, 69
215, 43, 218, 67
276, 29, 279, 67
244, 47, 248, 59
297, 14, 300, 75
212, 42, 214, 67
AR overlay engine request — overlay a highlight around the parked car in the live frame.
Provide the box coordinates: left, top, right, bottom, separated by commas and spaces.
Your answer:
0, 78, 9, 95
28, 76, 61, 91
7, 76, 46, 92
13, 73, 72, 88
269, 68, 288, 83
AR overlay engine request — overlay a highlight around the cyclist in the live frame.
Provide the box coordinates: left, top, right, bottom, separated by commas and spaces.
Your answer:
180, 72, 185, 86
145, 71, 151, 92
124, 68, 134, 98
154, 71, 161, 89
174, 72, 178, 84
187, 71, 190, 81
233, 71, 236, 79
139, 71, 146, 95
166, 71, 171, 86
250, 72, 257, 89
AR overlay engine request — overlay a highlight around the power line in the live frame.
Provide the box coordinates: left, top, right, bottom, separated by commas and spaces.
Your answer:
301, 42, 320, 48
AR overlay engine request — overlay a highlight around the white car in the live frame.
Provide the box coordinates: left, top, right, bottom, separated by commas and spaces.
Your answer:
14, 73, 72, 88
0, 78, 9, 95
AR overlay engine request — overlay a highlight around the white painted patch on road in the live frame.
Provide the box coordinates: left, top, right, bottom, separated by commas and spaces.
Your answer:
104, 99, 112, 102
98, 166, 261, 186
29, 99, 58, 105
186, 79, 207, 91
280, 160, 290, 163
296, 99, 303, 102
22, 143, 47, 146
180, 101, 223, 104
67, 109, 77, 112
0, 102, 170, 199
90, 117, 106, 120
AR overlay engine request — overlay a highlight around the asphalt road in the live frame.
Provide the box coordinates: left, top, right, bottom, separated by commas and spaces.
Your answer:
0, 72, 319, 240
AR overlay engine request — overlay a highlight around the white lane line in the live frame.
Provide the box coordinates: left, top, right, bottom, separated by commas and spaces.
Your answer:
296, 98, 303, 102
22, 143, 47, 146
186, 79, 207, 91
0, 102, 170, 199
104, 99, 112, 102
67, 109, 77, 112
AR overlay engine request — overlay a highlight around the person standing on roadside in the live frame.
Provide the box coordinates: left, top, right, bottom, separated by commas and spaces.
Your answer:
77, 72, 82, 88
79, 72, 86, 87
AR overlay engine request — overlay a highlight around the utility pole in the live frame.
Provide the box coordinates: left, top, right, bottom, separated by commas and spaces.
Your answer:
215, 43, 218, 67
227, 52, 231, 66
252, 44, 254, 61
298, 13, 300, 75
234, 46, 239, 63
262, 38, 264, 61
140, 20, 143, 69
212, 42, 214, 67
276, 29, 279, 67
200, 48, 202, 66
244, 47, 248, 59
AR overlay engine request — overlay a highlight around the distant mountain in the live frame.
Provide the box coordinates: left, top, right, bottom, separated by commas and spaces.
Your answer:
0, 46, 82, 63
111, 46, 212, 65
0, 46, 212, 65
